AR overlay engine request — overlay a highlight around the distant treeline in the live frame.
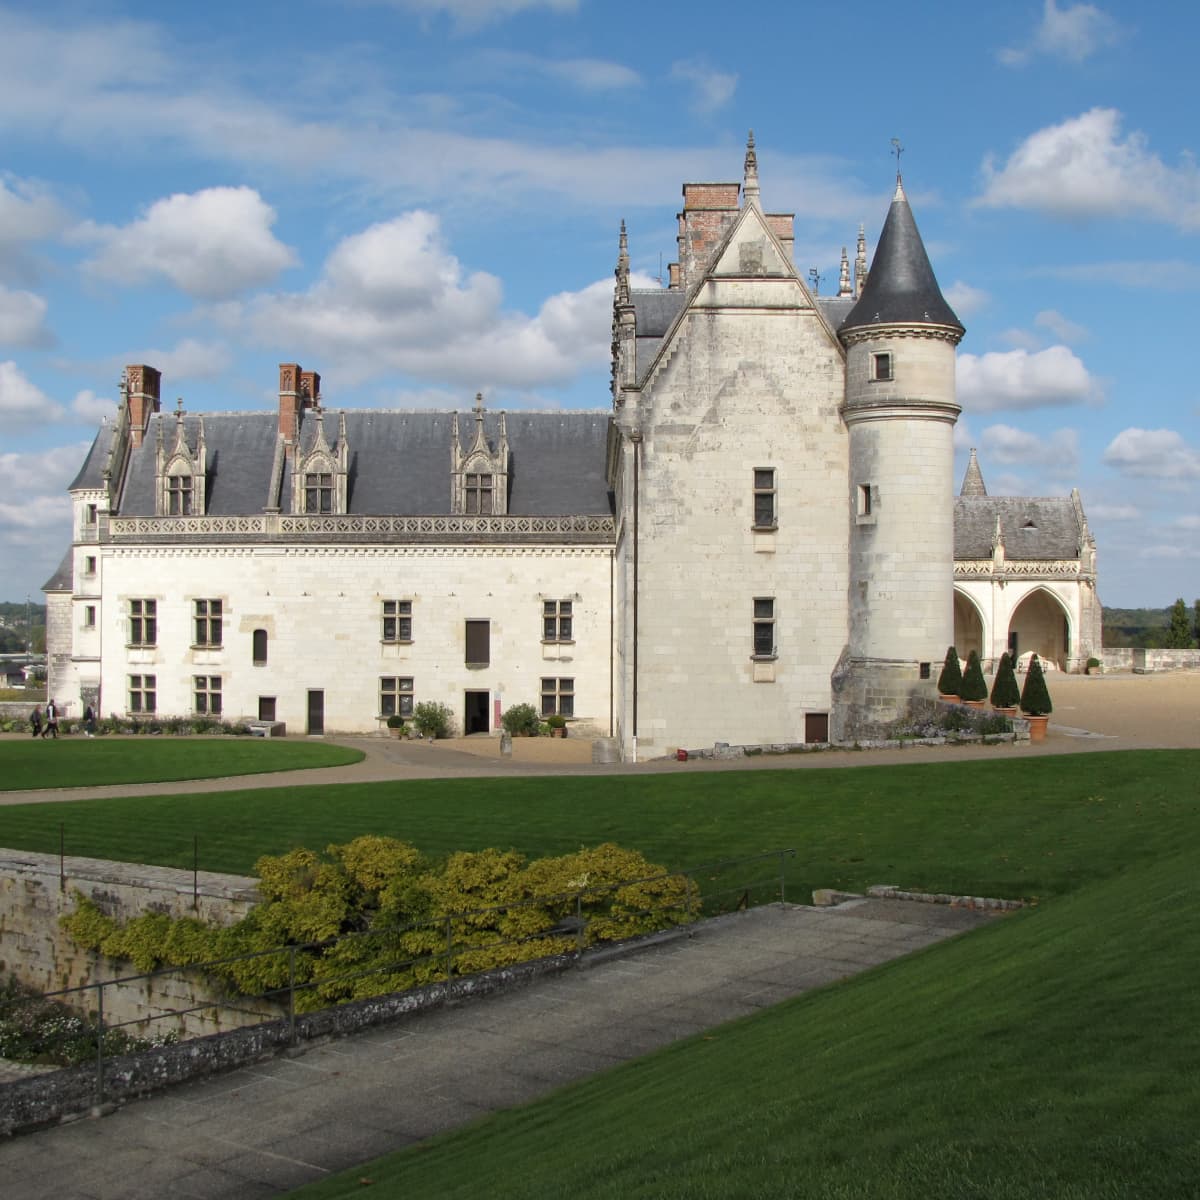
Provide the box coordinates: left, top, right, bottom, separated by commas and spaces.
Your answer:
1103, 602, 1200, 649
0, 602, 47, 654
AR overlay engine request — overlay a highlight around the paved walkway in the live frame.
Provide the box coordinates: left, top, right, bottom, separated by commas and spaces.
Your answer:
0, 898, 992, 1199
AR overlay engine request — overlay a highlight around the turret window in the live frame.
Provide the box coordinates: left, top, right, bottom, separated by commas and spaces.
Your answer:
871, 352, 893, 382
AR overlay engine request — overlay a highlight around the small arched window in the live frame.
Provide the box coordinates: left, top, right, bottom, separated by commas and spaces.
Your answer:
252, 628, 268, 665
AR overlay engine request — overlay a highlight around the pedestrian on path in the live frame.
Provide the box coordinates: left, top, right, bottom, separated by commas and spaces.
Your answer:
83, 703, 97, 737
30, 706, 42, 738
43, 699, 59, 739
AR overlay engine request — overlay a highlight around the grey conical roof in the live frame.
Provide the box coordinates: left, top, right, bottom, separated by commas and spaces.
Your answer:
842, 179, 963, 333
960, 448, 987, 496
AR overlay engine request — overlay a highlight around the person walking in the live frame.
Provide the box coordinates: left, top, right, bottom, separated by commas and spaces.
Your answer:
83, 703, 97, 737
43, 698, 59, 739
30, 705, 42, 738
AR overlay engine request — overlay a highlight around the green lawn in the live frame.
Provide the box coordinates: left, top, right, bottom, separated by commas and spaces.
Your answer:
0, 751, 1192, 901
293, 843, 1200, 1200
0, 738, 363, 791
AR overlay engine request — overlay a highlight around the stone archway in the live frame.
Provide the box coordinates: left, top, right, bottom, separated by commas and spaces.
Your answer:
1007, 588, 1071, 671
953, 590, 984, 662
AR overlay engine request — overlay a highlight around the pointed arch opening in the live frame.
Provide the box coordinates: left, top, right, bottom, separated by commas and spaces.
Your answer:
1008, 588, 1072, 672
953, 589, 985, 662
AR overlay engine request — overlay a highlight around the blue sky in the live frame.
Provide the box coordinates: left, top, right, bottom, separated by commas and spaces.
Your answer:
1, 0, 1197, 608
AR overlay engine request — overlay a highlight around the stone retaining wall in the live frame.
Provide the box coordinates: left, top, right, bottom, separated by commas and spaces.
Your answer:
0, 850, 268, 1038
1101, 648, 1200, 673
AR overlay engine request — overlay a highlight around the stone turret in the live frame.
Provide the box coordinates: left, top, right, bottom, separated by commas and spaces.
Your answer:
832, 173, 965, 740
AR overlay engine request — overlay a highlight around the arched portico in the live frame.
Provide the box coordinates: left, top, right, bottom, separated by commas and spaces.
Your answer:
953, 588, 986, 662
1006, 586, 1073, 671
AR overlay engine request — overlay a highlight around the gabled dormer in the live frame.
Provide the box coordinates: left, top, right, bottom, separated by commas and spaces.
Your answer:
451, 395, 509, 515
291, 409, 350, 514
155, 402, 207, 516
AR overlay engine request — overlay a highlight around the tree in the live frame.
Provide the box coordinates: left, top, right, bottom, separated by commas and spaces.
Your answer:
960, 650, 988, 702
990, 652, 1021, 709
1166, 598, 1192, 649
1020, 654, 1053, 716
1194, 599, 1200, 648
936, 647, 962, 697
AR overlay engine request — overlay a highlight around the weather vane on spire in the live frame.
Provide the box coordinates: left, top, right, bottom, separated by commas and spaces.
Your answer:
891, 137, 904, 177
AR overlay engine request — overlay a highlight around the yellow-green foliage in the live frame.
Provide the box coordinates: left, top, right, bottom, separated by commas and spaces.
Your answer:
60, 837, 697, 1014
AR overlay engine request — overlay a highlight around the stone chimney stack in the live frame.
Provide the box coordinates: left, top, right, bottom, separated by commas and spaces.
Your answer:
126, 364, 161, 449
300, 370, 321, 408
279, 363, 316, 444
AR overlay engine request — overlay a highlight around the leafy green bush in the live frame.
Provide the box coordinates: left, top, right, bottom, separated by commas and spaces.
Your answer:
545, 713, 567, 730
501, 703, 540, 737
60, 836, 699, 1013
386, 714, 405, 730
990, 652, 1021, 709
412, 701, 454, 739
1020, 654, 1053, 715
936, 647, 962, 697
960, 650, 988, 702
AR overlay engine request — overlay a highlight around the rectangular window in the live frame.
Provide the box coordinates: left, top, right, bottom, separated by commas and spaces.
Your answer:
167, 475, 193, 516
858, 484, 873, 517
258, 696, 276, 721
753, 597, 776, 658
194, 675, 222, 716
84, 556, 97, 575
753, 468, 777, 528
871, 352, 893, 381
541, 677, 575, 718
542, 600, 573, 642
382, 599, 413, 642
465, 619, 490, 666
465, 473, 493, 515
128, 674, 156, 713
304, 472, 333, 513
83, 605, 96, 629
252, 628, 268, 665
85, 504, 97, 525
193, 599, 223, 647
380, 676, 414, 718
129, 599, 157, 647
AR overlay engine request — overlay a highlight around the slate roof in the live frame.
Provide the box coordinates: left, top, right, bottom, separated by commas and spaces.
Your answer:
816, 295, 856, 332
42, 547, 73, 592
954, 497, 1084, 561
68, 423, 117, 491
631, 289, 686, 385
841, 182, 963, 334
115, 409, 614, 517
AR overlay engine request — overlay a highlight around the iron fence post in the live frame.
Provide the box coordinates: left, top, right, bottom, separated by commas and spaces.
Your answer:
94, 981, 105, 1107
288, 946, 297, 1047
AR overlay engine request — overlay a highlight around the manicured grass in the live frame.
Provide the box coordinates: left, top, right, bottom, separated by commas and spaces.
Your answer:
0, 738, 363, 791
291, 845, 1200, 1200
0, 751, 1194, 903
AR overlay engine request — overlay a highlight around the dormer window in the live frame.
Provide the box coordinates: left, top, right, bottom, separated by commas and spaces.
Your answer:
305, 471, 334, 514
466, 473, 493, 515
167, 472, 193, 516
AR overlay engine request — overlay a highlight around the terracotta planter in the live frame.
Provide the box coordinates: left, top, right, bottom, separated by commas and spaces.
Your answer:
993, 706, 1018, 717
963, 699, 986, 709
938, 693, 960, 703
1024, 714, 1049, 742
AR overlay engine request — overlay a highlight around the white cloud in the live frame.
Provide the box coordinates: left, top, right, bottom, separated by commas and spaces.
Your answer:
957, 346, 1099, 412
70, 390, 116, 424
0, 176, 69, 281
1087, 502, 1141, 520
999, 0, 1121, 66
980, 423, 1079, 471
0, 284, 53, 349
1103, 428, 1200, 480
476, 50, 640, 91
77, 188, 297, 300
670, 58, 738, 114
0, 360, 64, 424
1031, 260, 1200, 290
977, 109, 1200, 229
1035, 309, 1088, 343
224, 211, 650, 390
381, 0, 577, 30
124, 339, 232, 383
944, 281, 988, 318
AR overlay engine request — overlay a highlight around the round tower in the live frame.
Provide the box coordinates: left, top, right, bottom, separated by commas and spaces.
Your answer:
831, 175, 965, 741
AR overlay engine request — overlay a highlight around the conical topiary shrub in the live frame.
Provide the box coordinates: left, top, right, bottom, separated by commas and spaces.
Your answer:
960, 649, 988, 702
936, 646, 963, 697
1020, 653, 1053, 716
990, 652, 1021, 709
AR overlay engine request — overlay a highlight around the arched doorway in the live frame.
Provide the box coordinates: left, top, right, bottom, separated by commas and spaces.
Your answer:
953, 590, 984, 662
1007, 589, 1071, 671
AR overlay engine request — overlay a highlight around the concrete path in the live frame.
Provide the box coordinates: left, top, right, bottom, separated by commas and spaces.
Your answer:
0, 898, 992, 1199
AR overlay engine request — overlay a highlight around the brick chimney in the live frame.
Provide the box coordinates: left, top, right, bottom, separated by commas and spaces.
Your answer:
126, 365, 161, 448
300, 370, 321, 407
676, 182, 740, 290
280, 363, 321, 444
